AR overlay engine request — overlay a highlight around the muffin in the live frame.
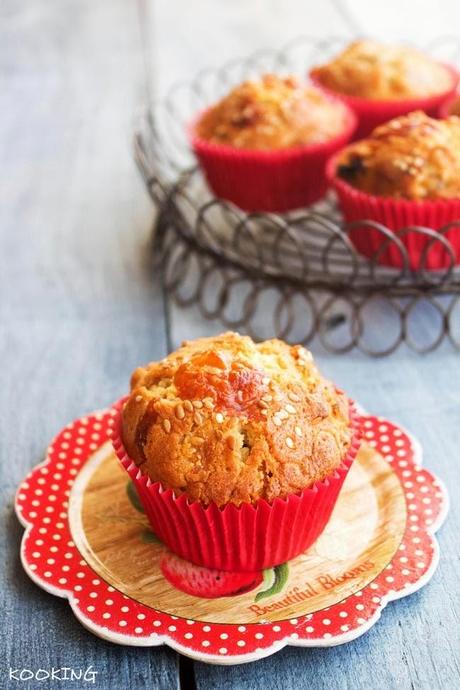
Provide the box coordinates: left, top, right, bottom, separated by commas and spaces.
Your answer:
189, 74, 356, 212
113, 332, 361, 571
310, 40, 457, 137
335, 111, 460, 199
196, 74, 350, 150
328, 111, 460, 269
311, 40, 453, 101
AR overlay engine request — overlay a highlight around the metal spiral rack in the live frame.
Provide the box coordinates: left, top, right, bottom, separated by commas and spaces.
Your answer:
135, 36, 460, 355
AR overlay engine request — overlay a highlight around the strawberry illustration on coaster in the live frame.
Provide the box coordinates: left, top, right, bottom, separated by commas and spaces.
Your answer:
128, 479, 289, 601
160, 552, 264, 599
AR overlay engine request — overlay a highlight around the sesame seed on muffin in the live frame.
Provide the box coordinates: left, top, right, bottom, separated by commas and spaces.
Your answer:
121, 332, 352, 507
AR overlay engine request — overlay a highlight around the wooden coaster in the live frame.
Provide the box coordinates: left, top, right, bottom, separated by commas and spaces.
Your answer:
70, 442, 405, 624
15, 404, 448, 664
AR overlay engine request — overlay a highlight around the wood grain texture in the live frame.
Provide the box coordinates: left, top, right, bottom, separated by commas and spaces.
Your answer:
1, 0, 177, 688
340, 0, 460, 42
71, 442, 405, 623
151, 0, 355, 97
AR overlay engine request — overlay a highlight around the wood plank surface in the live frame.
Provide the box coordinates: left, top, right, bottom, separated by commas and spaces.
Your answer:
3, 0, 460, 688
152, 0, 355, 96
1, 1, 178, 688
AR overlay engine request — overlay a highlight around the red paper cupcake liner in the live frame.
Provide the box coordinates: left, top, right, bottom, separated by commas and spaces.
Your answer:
437, 92, 460, 119
310, 65, 458, 139
189, 104, 356, 213
328, 157, 460, 270
111, 398, 361, 573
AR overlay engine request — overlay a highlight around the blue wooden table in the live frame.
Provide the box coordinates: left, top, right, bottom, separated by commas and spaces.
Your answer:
2, 1, 459, 688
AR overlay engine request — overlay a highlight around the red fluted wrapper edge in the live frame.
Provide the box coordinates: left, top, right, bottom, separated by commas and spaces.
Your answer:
327, 156, 460, 270
111, 398, 362, 573
310, 65, 458, 139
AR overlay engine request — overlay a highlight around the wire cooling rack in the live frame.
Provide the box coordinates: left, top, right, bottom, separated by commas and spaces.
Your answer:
135, 36, 460, 355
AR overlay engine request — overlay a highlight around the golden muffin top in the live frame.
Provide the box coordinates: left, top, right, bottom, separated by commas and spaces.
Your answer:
311, 40, 453, 100
195, 74, 350, 150
121, 332, 353, 507
335, 111, 460, 200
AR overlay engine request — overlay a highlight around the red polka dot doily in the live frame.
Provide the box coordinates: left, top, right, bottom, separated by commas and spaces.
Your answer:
15, 404, 448, 664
